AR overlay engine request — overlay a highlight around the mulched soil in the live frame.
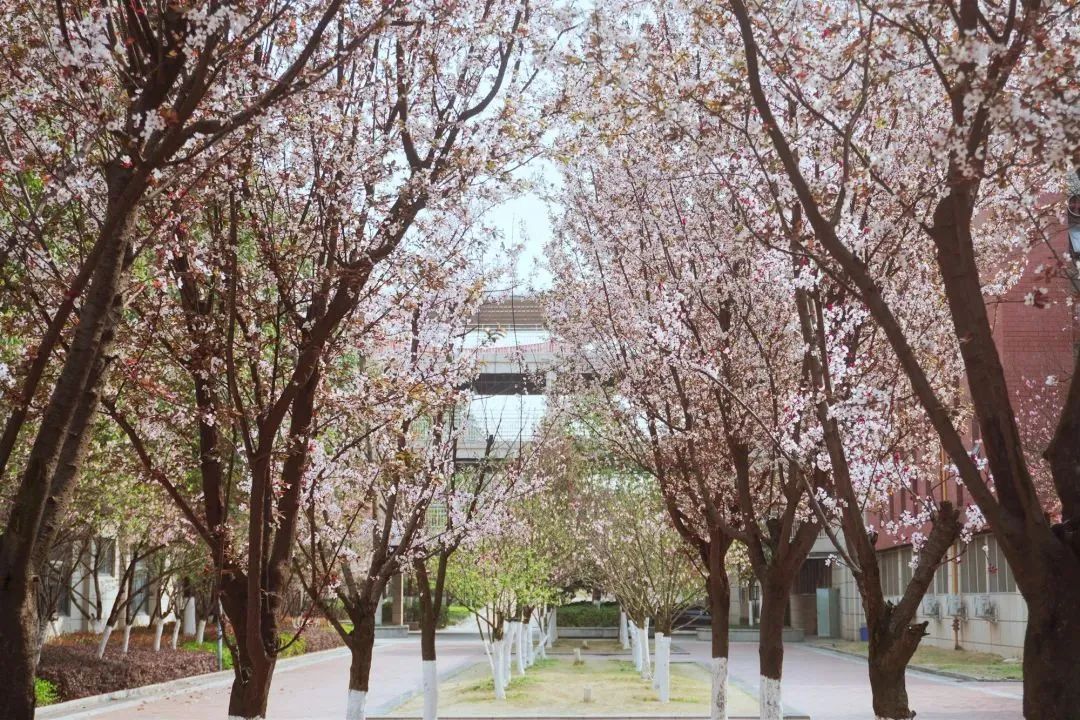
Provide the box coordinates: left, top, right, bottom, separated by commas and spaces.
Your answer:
38, 619, 346, 703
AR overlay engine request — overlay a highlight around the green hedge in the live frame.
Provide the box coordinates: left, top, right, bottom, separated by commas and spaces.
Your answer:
556, 601, 619, 627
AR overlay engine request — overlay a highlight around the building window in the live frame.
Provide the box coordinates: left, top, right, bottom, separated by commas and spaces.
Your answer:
131, 563, 151, 615
472, 373, 545, 395
933, 560, 950, 594
879, 548, 901, 597
983, 535, 1017, 593
900, 547, 913, 588
96, 537, 116, 577
959, 534, 1017, 594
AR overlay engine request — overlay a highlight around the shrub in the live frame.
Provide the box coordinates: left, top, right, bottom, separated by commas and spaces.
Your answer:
556, 601, 619, 627
35, 678, 60, 706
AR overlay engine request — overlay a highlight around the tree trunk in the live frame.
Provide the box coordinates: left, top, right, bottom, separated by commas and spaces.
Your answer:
642, 617, 652, 680
345, 609, 377, 720
0, 597, 37, 719
492, 636, 507, 700
867, 649, 914, 720
1021, 569, 1080, 720
757, 580, 789, 720
152, 617, 164, 651
416, 559, 441, 720
707, 553, 731, 720
227, 654, 275, 720
655, 633, 671, 702
516, 617, 528, 675
630, 620, 642, 671
0, 161, 141, 720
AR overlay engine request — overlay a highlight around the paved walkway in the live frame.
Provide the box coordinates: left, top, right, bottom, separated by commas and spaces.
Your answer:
54, 638, 485, 720
44, 636, 1022, 719
683, 640, 1022, 720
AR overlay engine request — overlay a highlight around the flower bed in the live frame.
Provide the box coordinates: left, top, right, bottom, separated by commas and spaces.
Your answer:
36, 620, 346, 703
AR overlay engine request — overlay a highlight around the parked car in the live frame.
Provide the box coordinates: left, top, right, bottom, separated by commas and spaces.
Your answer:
674, 605, 711, 629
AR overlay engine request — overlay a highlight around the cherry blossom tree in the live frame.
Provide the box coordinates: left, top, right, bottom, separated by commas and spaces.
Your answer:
688, 1, 1080, 714
0, 3, 395, 715
577, 468, 701, 703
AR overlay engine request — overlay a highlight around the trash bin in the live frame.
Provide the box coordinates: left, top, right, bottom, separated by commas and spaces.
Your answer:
859, 625, 868, 641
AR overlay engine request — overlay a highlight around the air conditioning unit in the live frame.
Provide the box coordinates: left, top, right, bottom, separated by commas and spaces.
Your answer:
920, 595, 941, 619
946, 594, 966, 618
974, 595, 998, 623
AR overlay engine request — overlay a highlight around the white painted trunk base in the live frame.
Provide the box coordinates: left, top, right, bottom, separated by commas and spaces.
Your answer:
619, 610, 629, 650
655, 634, 671, 703
171, 618, 181, 649
196, 619, 207, 644
422, 660, 438, 720
760, 676, 782, 720
121, 625, 132, 654
640, 617, 651, 680
548, 608, 557, 645
96, 625, 114, 658
183, 596, 197, 635
345, 689, 367, 720
493, 640, 507, 700
710, 657, 728, 720
517, 622, 528, 674
152, 619, 164, 651
652, 632, 663, 690
630, 623, 642, 671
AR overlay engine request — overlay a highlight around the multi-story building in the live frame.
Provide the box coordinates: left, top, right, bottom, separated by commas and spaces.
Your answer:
822, 194, 1080, 657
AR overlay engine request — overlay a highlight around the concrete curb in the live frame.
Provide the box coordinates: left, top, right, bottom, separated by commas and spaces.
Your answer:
37, 645, 354, 719
804, 643, 1022, 683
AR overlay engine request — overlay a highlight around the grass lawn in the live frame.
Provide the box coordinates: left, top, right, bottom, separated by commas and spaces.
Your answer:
445, 604, 471, 626
180, 631, 307, 670
813, 639, 1022, 681
386, 657, 757, 717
